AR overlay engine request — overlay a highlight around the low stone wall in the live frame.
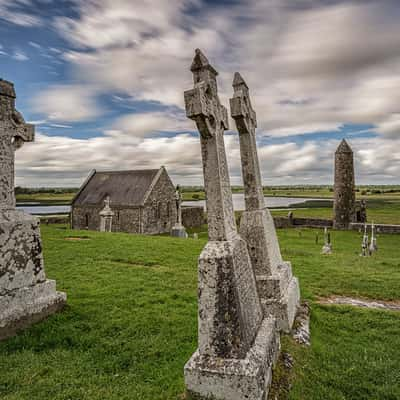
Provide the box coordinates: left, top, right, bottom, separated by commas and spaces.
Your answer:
273, 216, 333, 229
350, 223, 400, 234
39, 215, 70, 225
182, 206, 205, 228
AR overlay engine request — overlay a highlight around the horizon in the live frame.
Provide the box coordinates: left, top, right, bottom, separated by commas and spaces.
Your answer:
1, 0, 399, 187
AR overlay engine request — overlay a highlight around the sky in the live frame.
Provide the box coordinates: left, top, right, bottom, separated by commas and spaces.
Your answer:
1, 0, 400, 187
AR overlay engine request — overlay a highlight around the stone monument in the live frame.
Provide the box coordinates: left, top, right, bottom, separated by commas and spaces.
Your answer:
230, 72, 300, 332
333, 139, 356, 229
99, 196, 114, 232
0, 79, 66, 340
369, 222, 377, 254
360, 224, 369, 257
321, 227, 332, 255
184, 50, 279, 400
171, 185, 188, 238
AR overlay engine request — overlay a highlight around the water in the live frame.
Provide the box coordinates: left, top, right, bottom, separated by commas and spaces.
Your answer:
184, 193, 325, 211
17, 194, 326, 215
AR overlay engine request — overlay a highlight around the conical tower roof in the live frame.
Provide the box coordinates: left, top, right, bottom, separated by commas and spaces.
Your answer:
336, 139, 353, 154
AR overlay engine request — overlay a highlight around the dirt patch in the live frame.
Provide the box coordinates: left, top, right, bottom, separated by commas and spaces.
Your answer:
318, 296, 400, 312
64, 236, 91, 241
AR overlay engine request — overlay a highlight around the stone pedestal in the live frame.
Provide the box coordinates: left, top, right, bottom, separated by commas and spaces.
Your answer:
171, 224, 188, 238
0, 209, 66, 340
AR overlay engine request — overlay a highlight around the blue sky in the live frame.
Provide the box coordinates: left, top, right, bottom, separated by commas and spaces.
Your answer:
1, 0, 399, 187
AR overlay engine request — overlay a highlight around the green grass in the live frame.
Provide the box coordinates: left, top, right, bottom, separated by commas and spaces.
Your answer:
1, 225, 400, 399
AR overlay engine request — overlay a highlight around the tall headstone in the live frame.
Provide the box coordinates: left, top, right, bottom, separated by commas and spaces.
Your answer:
333, 139, 356, 229
0, 79, 66, 340
99, 196, 114, 232
230, 72, 300, 332
184, 50, 279, 400
171, 185, 188, 238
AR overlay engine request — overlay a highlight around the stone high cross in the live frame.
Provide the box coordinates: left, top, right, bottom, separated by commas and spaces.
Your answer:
230, 72, 300, 333
184, 50, 280, 400
0, 79, 34, 209
184, 49, 235, 242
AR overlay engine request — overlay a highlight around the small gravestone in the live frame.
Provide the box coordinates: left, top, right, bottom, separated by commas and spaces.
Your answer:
184, 50, 279, 400
369, 222, 377, 254
360, 224, 369, 257
321, 227, 332, 254
0, 79, 66, 340
171, 185, 188, 238
99, 196, 114, 232
230, 72, 300, 332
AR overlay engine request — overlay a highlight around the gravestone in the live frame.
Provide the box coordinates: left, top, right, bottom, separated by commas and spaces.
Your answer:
184, 50, 279, 400
369, 222, 377, 254
171, 185, 188, 238
0, 79, 66, 340
321, 227, 332, 255
360, 224, 369, 257
99, 196, 114, 232
230, 72, 300, 332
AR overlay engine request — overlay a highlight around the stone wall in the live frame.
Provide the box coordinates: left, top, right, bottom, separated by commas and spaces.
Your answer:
182, 206, 205, 228
350, 223, 400, 234
142, 168, 176, 234
273, 216, 333, 229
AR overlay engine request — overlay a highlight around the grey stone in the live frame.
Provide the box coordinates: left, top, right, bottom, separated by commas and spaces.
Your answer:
321, 227, 332, 254
171, 185, 188, 238
99, 196, 114, 232
333, 139, 356, 229
0, 79, 66, 340
184, 50, 279, 400
230, 72, 300, 332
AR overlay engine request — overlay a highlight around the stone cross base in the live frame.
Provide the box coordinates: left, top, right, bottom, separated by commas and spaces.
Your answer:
321, 244, 332, 254
0, 210, 66, 340
240, 210, 300, 332
256, 262, 300, 333
171, 224, 188, 238
184, 316, 280, 400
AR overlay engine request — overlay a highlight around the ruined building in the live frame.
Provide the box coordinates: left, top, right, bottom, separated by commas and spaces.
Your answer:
71, 167, 177, 234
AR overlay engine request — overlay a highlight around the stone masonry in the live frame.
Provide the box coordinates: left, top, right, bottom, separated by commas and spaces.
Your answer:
333, 139, 356, 229
0, 79, 66, 340
230, 72, 300, 332
184, 50, 279, 400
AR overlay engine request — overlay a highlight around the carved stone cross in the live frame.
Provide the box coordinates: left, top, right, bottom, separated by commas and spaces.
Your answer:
230, 72, 264, 211
184, 49, 235, 241
0, 79, 34, 209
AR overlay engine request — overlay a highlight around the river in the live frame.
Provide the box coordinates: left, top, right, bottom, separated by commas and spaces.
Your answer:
16, 194, 326, 215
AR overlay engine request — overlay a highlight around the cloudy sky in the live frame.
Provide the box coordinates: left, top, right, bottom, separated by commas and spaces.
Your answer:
1, 0, 400, 187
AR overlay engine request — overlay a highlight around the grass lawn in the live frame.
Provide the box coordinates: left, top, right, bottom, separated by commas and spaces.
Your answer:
1, 225, 400, 399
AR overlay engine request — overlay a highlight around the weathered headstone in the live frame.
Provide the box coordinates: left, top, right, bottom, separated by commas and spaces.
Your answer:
360, 224, 369, 257
99, 196, 114, 232
369, 222, 377, 254
333, 139, 356, 229
171, 185, 188, 238
184, 50, 279, 400
0, 79, 66, 340
230, 72, 300, 332
321, 227, 332, 255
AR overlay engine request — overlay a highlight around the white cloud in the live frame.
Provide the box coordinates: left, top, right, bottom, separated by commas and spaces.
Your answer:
0, 0, 42, 26
12, 50, 29, 61
31, 85, 102, 122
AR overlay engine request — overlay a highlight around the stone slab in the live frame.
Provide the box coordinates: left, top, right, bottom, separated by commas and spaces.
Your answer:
262, 277, 300, 333
171, 225, 188, 238
0, 279, 66, 340
185, 316, 280, 400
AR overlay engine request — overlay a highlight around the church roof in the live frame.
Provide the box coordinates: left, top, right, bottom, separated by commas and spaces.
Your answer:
72, 167, 164, 207
336, 139, 353, 154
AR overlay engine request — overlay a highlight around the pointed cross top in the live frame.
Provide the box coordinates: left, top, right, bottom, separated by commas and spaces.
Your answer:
232, 72, 248, 90
190, 49, 218, 75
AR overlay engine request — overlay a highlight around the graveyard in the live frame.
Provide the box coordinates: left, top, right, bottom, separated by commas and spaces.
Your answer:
1, 224, 399, 399
2, 2, 400, 399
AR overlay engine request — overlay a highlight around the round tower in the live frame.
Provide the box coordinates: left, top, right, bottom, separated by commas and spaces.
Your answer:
333, 139, 356, 229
